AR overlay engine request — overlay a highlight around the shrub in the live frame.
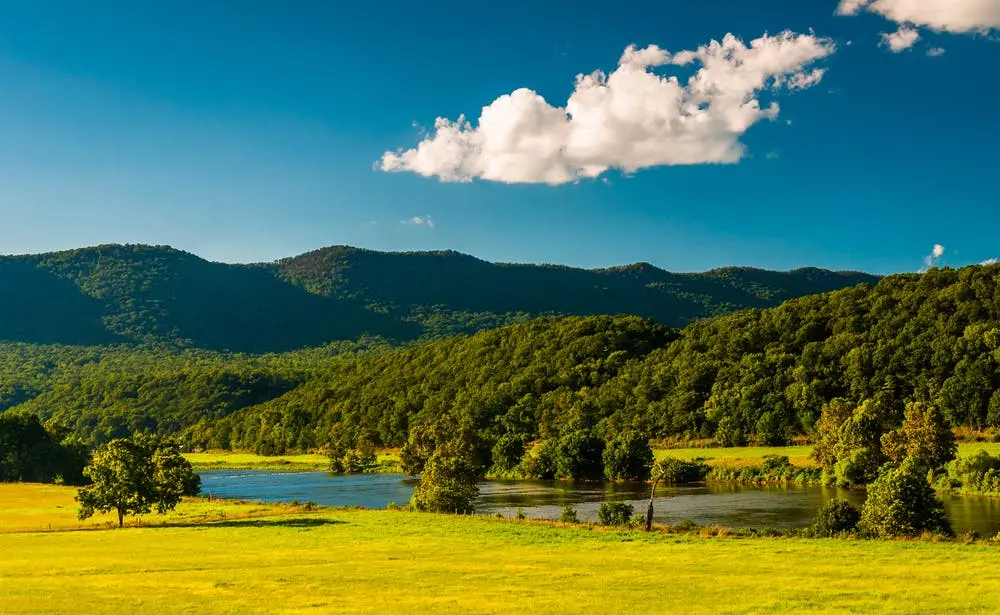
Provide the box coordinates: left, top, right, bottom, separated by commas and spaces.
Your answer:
515, 507, 526, 520
559, 505, 579, 524
602, 430, 653, 481
860, 462, 952, 538
553, 431, 605, 480
657, 457, 710, 484
490, 433, 528, 474
597, 502, 634, 526
517, 441, 556, 479
810, 500, 861, 536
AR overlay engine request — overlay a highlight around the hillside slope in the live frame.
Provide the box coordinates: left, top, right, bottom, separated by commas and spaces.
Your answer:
0, 244, 877, 352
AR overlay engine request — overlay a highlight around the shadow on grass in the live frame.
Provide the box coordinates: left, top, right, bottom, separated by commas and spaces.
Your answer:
147, 517, 347, 530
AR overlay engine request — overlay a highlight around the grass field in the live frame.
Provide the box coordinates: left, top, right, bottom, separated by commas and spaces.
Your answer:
0, 483, 304, 533
657, 442, 1000, 468
2, 483, 1000, 614
184, 451, 332, 472
184, 451, 403, 472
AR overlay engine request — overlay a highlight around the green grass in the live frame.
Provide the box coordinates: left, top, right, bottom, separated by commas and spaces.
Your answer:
184, 450, 403, 473
184, 451, 333, 472
0, 483, 306, 533
2, 484, 1000, 614
657, 442, 1000, 469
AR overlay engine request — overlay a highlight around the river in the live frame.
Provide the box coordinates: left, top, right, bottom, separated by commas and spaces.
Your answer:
199, 470, 1000, 536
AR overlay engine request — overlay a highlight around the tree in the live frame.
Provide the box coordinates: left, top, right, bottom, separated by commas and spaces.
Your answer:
407, 417, 481, 514
880, 401, 956, 470
602, 430, 653, 481
552, 430, 605, 480
77, 435, 199, 527
860, 461, 952, 538
0, 412, 87, 484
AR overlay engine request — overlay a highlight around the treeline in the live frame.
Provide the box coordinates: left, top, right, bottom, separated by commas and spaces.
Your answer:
2, 265, 1000, 471
0, 412, 88, 483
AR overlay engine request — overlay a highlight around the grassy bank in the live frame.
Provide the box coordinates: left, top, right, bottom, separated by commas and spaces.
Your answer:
3, 484, 1000, 614
184, 451, 403, 473
657, 442, 1000, 466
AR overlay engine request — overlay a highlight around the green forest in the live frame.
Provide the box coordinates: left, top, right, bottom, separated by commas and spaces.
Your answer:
0, 243, 875, 351
2, 260, 999, 478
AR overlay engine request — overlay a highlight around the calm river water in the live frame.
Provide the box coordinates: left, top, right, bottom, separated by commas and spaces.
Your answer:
199, 470, 1000, 536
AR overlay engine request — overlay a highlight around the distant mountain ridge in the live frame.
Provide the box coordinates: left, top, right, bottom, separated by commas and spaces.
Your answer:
0, 243, 879, 352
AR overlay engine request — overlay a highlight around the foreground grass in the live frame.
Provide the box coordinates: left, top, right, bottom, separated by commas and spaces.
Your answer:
4, 485, 1000, 613
0, 483, 302, 533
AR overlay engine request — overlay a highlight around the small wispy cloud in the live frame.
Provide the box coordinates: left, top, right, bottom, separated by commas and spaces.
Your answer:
982, 258, 998, 266
927, 47, 946, 57
881, 25, 921, 52
401, 215, 435, 229
920, 243, 946, 271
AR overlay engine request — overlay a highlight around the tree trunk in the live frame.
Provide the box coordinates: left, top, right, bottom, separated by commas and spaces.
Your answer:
645, 475, 662, 532
117, 508, 124, 528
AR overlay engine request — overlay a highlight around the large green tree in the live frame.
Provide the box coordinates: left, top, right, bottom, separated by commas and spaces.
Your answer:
77, 435, 199, 527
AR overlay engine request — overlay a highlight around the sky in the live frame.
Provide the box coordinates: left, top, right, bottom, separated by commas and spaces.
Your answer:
0, 0, 998, 274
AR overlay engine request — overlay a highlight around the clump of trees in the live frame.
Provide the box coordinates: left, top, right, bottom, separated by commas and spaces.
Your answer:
76, 435, 200, 527
859, 461, 952, 538
0, 412, 87, 484
401, 417, 481, 514
808, 400, 956, 537
325, 425, 377, 474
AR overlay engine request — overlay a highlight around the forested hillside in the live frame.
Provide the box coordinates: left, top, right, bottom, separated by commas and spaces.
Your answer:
0, 243, 876, 351
3, 263, 1000, 458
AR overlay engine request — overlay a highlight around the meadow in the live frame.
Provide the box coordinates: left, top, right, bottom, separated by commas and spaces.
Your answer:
656, 442, 1000, 468
4, 483, 1000, 614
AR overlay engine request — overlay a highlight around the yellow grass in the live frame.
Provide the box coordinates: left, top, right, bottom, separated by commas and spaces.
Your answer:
657, 442, 1000, 468
184, 451, 331, 471
2, 484, 1000, 614
0, 483, 300, 533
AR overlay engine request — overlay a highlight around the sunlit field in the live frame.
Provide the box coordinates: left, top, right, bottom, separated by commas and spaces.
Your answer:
183, 451, 402, 472
0, 483, 303, 533
2, 483, 1000, 614
657, 442, 1000, 468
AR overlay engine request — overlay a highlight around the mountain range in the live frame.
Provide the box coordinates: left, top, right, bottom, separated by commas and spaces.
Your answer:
0, 244, 879, 352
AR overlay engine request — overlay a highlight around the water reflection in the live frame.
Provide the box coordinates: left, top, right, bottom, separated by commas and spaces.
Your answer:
199, 471, 1000, 536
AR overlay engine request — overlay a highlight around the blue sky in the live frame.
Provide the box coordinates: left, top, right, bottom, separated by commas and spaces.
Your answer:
0, 0, 997, 273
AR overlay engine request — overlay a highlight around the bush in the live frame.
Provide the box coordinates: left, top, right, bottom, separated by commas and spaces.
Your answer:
860, 462, 952, 538
597, 502, 634, 526
946, 450, 1000, 494
810, 500, 861, 536
559, 505, 579, 524
490, 433, 528, 474
553, 431, 605, 480
602, 430, 653, 481
657, 457, 710, 484
517, 441, 556, 479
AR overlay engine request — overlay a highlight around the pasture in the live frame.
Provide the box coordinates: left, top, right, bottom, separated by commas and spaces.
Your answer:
3, 483, 1000, 613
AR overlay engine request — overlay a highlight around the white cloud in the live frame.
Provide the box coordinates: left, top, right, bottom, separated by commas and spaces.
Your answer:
982, 257, 998, 266
921, 243, 946, 271
401, 215, 435, 228
379, 31, 836, 185
838, 0, 1000, 34
881, 25, 921, 51
926, 47, 947, 56
837, 0, 871, 16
